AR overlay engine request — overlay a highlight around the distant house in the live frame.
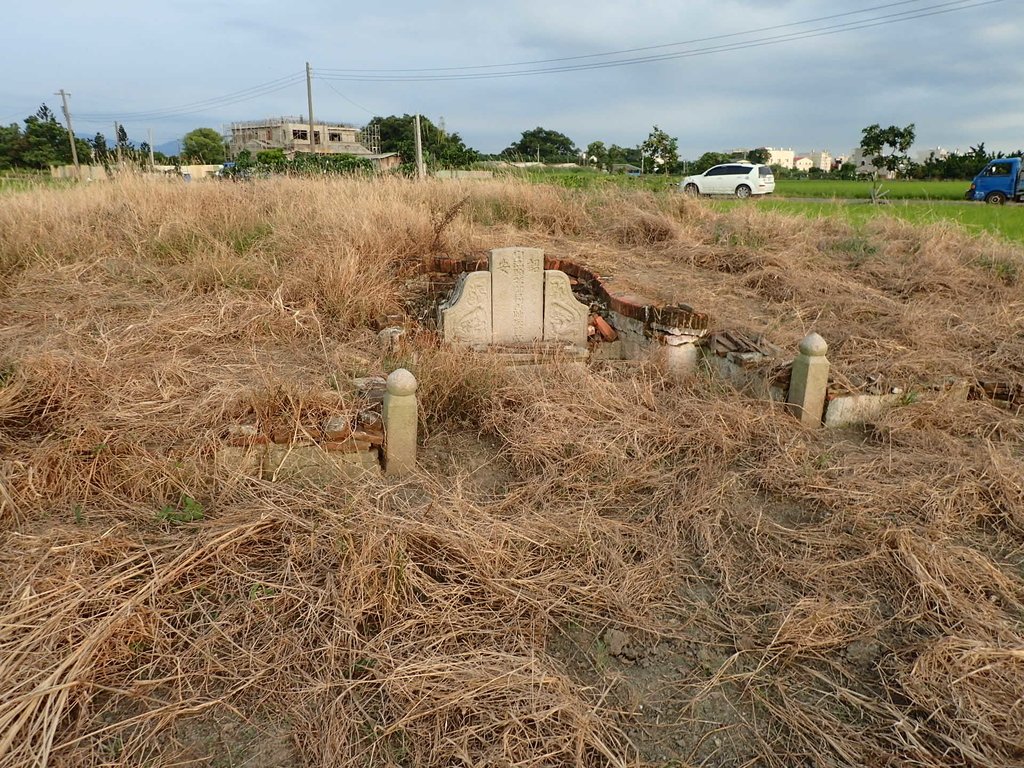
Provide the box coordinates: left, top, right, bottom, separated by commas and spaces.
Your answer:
227, 117, 400, 171
793, 156, 815, 173
610, 163, 641, 174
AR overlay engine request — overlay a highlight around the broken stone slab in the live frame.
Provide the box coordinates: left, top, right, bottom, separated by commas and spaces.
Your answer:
543, 269, 590, 347
216, 445, 265, 479
264, 444, 379, 483
441, 270, 492, 345
824, 393, 904, 428
489, 246, 545, 344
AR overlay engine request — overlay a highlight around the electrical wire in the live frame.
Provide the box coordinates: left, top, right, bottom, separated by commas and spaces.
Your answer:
319, 0, 933, 73
315, 78, 376, 117
315, 0, 1002, 81
75, 72, 305, 121
40, 0, 1002, 125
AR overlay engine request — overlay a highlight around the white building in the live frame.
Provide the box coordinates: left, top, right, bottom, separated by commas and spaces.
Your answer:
765, 147, 795, 169
806, 150, 833, 172
793, 156, 815, 173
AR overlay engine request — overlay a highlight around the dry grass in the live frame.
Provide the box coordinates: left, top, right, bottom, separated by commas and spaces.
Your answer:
1, 176, 1023, 767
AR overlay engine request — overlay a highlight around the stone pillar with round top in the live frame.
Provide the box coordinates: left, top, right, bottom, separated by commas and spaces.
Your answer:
382, 368, 418, 476
786, 332, 830, 427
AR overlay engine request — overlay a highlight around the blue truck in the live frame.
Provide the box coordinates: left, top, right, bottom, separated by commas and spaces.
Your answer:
964, 157, 1024, 204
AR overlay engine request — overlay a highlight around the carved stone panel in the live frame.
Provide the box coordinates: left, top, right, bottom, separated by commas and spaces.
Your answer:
441, 270, 493, 345
543, 270, 589, 347
489, 247, 545, 344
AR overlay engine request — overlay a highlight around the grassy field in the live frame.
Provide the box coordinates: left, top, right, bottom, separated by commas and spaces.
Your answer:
517, 168, 977, 200
773, 178, 970, 200
716, 197, 1024, 244
1, 177, 1023, 767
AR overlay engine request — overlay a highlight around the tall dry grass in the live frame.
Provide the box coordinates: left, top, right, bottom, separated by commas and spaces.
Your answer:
1, 176, 1023, 766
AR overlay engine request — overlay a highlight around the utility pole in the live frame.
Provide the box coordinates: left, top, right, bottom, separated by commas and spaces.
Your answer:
306, 62, 316, 155
55, 89, 80, 177
413, 114, 425, 179
147, 128, 155, 169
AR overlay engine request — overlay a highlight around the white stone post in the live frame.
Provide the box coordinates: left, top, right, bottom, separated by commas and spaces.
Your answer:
382, 368, 418, 476
786, 333, 830, 427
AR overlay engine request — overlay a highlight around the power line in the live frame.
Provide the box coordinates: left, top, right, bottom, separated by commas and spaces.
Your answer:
76, 72, 305, 121
319, 0, 933, 74
31, 0, 1001, 126
315, 0, 1002, 82
315, 78, 376, 117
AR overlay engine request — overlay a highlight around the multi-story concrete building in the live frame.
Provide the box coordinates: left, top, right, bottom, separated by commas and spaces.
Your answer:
764, 147, 795, 169
805, 150, 833, 172
227, 117, 399, 170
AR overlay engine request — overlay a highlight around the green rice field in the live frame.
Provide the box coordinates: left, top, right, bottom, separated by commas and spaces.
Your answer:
773, 178, 970, 200
716, 198, 1024, 243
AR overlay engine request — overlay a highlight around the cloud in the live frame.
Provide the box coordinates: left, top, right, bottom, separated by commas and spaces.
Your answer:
1, 0, 1019, 154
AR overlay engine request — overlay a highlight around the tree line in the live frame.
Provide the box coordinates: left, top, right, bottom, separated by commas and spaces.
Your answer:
2, 104, 1019, 182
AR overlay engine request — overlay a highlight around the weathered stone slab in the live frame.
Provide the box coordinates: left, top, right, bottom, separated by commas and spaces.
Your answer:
824, 393, 903, 428
263, 444, 380, 484
542, 270, 589, 347
489, 247, 544, 344
441, 270, 492, 345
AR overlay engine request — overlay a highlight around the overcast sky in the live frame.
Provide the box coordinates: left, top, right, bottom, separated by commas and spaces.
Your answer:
2, 0, 1021, 157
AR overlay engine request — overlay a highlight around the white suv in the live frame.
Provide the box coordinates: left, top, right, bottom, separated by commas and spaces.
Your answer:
680, 162, 775, 198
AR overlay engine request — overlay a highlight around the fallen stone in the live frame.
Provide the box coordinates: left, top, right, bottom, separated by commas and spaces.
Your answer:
603, 628, 631, 658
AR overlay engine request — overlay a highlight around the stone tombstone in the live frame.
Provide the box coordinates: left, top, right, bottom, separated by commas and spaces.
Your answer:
543, 270, 589, 347
440, 270, 492, 345
489, 247, 545, 344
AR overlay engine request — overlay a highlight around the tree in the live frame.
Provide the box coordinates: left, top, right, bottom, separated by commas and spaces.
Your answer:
0, 123, 21, 170
640, 125, 679, 173
859, 123, 916, 178
367, 114, 478, 171
90, 132, 109, 165
501, 127, 577, 163
182, 127, 227, 164
747, 147, 771, 164
692, 151, 732, 174
584, 140, 608, 170
14, 105, 91, 168
606, 144, 641, 169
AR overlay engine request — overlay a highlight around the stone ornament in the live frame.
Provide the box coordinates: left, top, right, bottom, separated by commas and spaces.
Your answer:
543, 270, 589, 347
441, 271, 492, 345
